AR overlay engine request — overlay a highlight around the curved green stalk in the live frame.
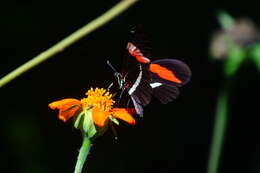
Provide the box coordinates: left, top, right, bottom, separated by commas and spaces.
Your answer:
0, 0, 138, 88
74, 135, 91, 173
207, 83, 230, 173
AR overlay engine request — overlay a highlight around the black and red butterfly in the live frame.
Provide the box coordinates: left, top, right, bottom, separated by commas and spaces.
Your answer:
108, 26, 191, 116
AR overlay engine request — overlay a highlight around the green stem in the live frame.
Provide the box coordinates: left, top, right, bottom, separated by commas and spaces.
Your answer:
207, 83, 230, 173
0, 0, 138, 88
74, 135, 91, 173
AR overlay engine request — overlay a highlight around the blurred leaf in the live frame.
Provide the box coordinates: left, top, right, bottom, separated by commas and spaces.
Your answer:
217, 11, 235, 30
250, 44, 260, 73
224, 45, 246, 77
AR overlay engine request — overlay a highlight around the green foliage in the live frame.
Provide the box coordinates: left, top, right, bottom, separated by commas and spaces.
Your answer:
250, 44, 260, 72
74, 112, 85, 129
83, 109, 97, 139
218, 11, 235, 30
73, 109, 97, 139
109, 115, 120, 125
224, 44, 246, 77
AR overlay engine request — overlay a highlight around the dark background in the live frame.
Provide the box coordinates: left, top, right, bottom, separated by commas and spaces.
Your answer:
1, 1, 260, 173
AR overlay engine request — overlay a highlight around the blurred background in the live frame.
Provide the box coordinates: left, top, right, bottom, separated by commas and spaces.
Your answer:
1, 0, 260, 173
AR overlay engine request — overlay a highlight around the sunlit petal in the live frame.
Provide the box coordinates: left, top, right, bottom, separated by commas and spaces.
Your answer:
111, 108, 136, 125
92, 107, 110, 127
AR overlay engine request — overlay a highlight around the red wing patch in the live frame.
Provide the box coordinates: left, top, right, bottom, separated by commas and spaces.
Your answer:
149, 63, 182, 84
127, 42, 150, 64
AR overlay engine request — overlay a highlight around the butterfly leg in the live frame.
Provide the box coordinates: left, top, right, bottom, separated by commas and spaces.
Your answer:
107, 82, 114, 91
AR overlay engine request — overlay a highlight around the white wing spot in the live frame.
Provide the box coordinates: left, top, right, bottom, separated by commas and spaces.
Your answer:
150, 82, 162, 88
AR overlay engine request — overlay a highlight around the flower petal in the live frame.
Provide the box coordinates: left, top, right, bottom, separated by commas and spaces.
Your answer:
48, 98, 81, 122
92, 107, 110, 127
111, 108, 136, 125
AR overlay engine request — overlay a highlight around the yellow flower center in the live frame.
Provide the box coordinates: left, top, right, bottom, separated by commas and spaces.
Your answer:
81, 88, 115, 112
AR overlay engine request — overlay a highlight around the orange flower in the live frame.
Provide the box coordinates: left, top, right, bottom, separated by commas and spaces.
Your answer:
49, 98, 81, 122
49, 88, 136, 127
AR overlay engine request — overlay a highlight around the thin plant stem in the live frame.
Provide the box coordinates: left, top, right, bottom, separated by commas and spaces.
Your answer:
207, 82, 230, 173
74, 135, 91, 173
0, 0, 138, 88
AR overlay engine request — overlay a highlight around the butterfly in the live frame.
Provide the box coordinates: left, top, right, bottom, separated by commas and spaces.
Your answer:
108, 26, 191, 116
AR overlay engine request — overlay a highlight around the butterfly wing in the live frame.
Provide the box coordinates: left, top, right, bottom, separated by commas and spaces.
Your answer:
149, 59, 191, 103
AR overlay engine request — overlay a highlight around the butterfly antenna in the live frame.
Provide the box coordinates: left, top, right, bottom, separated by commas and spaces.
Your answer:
107, 60, 117, 73
107, 60, 124, 89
